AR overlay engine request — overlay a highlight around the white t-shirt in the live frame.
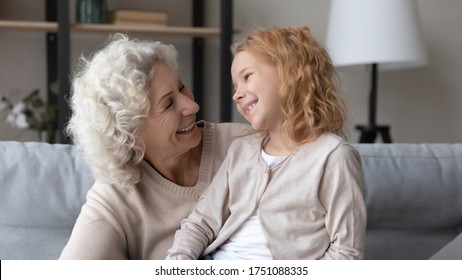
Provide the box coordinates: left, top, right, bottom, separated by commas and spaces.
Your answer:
212, 149, 286, 260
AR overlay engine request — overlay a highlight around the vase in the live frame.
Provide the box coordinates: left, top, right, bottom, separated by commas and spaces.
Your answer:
76, 0, 107, 23
38, 129, 57, 144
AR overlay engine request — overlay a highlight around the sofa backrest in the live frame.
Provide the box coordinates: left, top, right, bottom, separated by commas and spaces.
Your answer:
354, 143, 462, 259
0, 141, 94, 259
1, 141, 462, 260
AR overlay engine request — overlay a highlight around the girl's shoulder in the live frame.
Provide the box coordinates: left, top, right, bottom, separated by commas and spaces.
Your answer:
298, 133, 358, 158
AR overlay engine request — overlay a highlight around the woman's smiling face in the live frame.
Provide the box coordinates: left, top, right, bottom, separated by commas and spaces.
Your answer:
141, 63, 202, 161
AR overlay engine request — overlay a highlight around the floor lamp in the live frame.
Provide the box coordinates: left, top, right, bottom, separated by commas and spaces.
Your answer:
325, 0, 428, 143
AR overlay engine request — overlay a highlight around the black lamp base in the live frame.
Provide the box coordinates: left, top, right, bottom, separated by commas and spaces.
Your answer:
356, 125, 392, 143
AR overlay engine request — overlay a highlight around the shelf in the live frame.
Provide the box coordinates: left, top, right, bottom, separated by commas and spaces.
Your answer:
0, 20, 57, 32
1, 0, 234, 143
72, 24, 221, 37
0, 20, 222, 37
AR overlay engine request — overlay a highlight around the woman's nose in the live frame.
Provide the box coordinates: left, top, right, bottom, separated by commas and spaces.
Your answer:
179, 94, 200, 115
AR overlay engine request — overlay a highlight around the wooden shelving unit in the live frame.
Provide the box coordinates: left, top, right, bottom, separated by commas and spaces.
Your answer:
0, 0, 234, 143
73, 24, 221, 37
0, 20, 57, 32
0, 20, 222, 37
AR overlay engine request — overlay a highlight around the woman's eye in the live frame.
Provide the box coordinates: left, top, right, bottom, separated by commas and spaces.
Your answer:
165, 100, 174, 110
179, 84, 185, 92
244, 73, 252, 81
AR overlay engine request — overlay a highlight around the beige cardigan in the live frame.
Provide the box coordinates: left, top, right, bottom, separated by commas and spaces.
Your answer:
167, 133, 367, 259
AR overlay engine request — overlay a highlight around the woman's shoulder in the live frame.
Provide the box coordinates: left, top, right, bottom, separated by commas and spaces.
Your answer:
204, 121, 251, 137
87, 180, 130, 205
201, 121, 251, 149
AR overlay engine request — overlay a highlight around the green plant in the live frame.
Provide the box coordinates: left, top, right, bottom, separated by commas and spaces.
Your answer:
0, 87, 58, 143
24, 89, 58, 128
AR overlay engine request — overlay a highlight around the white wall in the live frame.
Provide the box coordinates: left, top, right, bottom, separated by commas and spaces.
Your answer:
1, 0, 461, 143
221, 0, 462, 143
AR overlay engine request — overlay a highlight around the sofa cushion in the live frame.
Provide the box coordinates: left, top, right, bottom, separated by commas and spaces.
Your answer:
430, 232, 462, 259
0, 141, 94, 259
354, 143, 462, 259
365, 228, 457, 260
355, 143, 462, 229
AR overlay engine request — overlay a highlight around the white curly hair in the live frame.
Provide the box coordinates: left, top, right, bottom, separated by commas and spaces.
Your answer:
67, 33, 179, 189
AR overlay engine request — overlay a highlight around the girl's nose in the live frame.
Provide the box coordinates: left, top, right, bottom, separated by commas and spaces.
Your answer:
232, 86, 245, 103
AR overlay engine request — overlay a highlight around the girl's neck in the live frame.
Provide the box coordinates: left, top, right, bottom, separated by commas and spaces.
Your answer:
264, 130, 298, 156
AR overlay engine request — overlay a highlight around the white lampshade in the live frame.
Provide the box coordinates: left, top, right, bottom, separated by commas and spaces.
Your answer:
326, 0, 428, 70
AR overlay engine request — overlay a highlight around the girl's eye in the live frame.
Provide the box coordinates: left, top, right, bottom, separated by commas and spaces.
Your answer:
179, 84, 185, 92
244, 73, 252, 81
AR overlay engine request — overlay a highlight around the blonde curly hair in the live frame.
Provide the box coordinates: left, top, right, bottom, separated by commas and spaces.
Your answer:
67, 34, 178, 189
231, 26, 346, 145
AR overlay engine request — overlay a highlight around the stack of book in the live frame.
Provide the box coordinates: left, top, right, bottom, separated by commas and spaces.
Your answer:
109, 9, 168, 26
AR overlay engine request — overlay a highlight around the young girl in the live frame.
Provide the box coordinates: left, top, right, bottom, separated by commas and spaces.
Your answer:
166, 26, 367, 260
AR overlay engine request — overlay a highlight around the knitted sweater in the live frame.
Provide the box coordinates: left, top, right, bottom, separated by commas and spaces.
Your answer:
59, 121, 249, 259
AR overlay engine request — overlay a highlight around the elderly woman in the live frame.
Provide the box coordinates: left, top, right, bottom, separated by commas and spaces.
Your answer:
59, 34, 248, 259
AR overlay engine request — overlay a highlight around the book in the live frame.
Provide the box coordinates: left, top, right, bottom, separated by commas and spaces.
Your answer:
109, 9, 168, 23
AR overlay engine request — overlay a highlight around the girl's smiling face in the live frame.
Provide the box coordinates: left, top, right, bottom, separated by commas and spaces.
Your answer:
231, 51, 283, 132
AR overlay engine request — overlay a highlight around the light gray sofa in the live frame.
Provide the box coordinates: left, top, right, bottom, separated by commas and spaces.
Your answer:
1, 141, 461, 260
